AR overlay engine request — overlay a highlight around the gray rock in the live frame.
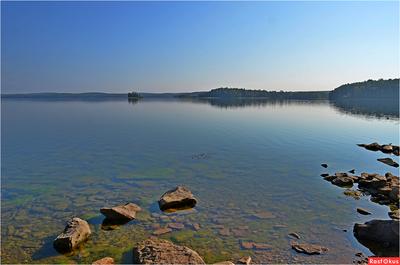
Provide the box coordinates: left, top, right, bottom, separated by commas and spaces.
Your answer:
100, 203, 141, 221
133, 238, 205, 264
356, 208, 371, 215
158, 186, 197, 212
53, 217, 91, 253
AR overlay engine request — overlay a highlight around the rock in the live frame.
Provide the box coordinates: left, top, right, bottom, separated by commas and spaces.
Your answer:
356, 208, 371, 215
349, 169, 356, 174
291, 242, 328, 255
321, 164, 328, 168
158, 186, 197, 212
355, 252, 363, 257
252, 243, 272, 250
358, 174, 387, 189
343, 189, 362, 199
288, 232, 300, 239
332, 176, 354, 187
393, 146, 400, 156
237, 256, 252, 265
353, 220, 399, 248
240, 241, 254, 250
320, 173, 329, 177
381, 145, 394, 153
358, 142, 381, 151
100, 203, 141, 221
92, 257, 115, 265
213, 262, 234, 265
240, 241, 271, 250
168, 223, 185, 230
323, 175, 336, 182
252, 211, 275, 219
389, 186, 400, 202
377, 158, 399, 168
389, 209, 400, 220
192, 223, 201, 231
133, 238, 205, 264
153, 227, 172, 236
53, 217, 91, 253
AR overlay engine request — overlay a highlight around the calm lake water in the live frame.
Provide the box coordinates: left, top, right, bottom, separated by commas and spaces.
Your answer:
1, 98, 399, 264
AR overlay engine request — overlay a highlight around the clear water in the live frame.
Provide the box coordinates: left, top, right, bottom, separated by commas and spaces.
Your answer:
1, 98, 399, 264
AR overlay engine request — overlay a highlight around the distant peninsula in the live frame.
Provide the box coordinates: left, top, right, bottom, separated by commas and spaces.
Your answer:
2, 78, 398, 101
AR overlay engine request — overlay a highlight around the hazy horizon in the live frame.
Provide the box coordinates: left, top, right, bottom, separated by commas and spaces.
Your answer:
2, 1, 399, 94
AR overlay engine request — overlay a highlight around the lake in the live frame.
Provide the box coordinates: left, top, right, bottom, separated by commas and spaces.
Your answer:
1, 98, 399, 264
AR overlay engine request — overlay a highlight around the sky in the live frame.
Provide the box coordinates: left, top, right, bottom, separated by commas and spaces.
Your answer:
1, 1, 399, 93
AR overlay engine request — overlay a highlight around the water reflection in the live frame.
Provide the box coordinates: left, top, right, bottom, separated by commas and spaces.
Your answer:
330, 99, 399, 120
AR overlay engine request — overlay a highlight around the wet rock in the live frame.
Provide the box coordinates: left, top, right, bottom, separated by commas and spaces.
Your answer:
167, 223, 185, 230
378, 158, 399, 168
53, 217, 91, 253
158, 186, 197, 212
356, 208, 371, 215
288, 232, 300, 239
358, 174, 387, 189
320, 173, 329, 177
153, 227, 172, 236
389, 186, 400, 202
321, 164, 328, 168
358, 142, 381, 151
381, 145, 394, 153
133, 238, 205, 264
92, 257, 115, 265
323, 175, 336, 182
343, 189, 362, 200
393, 146, 400, 156
291, 242, 328, 255
349, 169, 356, 174
332, 176, 354, 187
355, 252, 363, 257
237, 256, 252, 265
100, 203, 141, 221
353, 220, 399, 250
389, 209, 400, 220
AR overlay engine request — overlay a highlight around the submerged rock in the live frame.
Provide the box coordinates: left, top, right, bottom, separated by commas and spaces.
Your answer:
251, 211, 275, 219
353, 220, 399, 256
356, 208, 371, 215
53, 217, 91, 253
100, 203, 141, 221
240, 241, 271, 250
133, 238, 205, 264
158, 186, 197, 212
291, 242, 328, 255
343, 189, 362, 200
152, 227, 172, 236
237, 256, 252, 265
92, 257, 115, 265
377, 158, 399, 168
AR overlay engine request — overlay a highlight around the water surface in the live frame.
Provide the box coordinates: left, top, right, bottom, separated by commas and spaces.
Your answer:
1, 98, 399, 264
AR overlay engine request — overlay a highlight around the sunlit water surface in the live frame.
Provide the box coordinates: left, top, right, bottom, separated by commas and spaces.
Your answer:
1, 98, 399, 264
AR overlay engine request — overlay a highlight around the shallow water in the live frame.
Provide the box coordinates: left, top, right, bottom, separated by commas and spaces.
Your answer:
1, 98, 399, 264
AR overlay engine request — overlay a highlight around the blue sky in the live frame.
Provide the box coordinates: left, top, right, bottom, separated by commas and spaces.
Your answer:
1, 1, 399, 93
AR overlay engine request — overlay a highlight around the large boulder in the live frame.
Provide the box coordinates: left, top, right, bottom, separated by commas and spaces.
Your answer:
332, 176, 354, 187
53, 217, 91, 253
132, 238, 205, 264
353, 220, 399, 251
100, 203, 141, 221
158, 186, 197, 211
